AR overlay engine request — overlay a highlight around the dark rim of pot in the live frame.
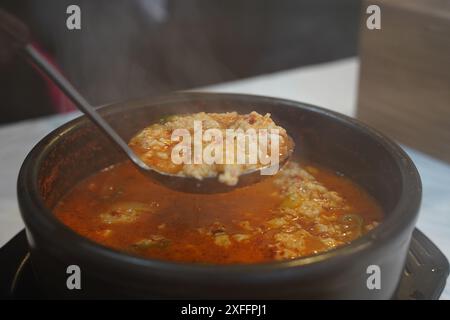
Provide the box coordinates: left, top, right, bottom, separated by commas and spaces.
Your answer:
17, 92, 422, 277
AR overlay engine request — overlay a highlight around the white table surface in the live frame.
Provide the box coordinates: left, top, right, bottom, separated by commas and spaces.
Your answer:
1, 57, 449, 299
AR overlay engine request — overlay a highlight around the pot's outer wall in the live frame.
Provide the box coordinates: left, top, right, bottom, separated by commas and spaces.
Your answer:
18, 93, 421, 299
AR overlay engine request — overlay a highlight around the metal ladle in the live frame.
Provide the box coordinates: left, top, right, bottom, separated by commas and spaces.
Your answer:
11, 31, 292, 193
1, 8, 294, 193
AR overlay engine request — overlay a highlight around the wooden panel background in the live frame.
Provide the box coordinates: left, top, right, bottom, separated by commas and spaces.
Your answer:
357, 0, 450, 163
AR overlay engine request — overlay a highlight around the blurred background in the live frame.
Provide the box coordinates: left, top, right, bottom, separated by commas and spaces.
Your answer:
0, 0, 362, 124
1, 1, 449, 299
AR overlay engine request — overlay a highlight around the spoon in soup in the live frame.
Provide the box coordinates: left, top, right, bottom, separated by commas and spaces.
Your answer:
1, 10, 293, 193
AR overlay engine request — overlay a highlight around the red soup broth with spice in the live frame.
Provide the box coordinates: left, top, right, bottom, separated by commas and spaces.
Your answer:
53, 159, 383, 264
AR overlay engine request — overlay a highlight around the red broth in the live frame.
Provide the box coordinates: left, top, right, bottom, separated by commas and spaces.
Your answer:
54, 160, 383, 264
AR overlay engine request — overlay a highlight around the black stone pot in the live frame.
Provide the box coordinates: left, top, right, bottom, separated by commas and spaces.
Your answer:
17, 92, 421, 299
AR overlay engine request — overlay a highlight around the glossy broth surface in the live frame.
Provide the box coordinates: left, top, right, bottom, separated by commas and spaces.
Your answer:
54, 160, 383, 264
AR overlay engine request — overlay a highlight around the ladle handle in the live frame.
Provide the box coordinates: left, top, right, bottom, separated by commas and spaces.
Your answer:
0, 8, 148, 169
23, 44, 149, 169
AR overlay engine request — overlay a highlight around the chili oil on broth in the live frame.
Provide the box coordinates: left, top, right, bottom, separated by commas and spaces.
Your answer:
53, 160, 383, 264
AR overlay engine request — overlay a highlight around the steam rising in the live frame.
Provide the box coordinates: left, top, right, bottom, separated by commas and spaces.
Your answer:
29, 0, 235, 106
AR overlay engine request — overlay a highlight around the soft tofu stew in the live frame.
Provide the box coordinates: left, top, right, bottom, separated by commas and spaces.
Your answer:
54, 158, 382, 264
